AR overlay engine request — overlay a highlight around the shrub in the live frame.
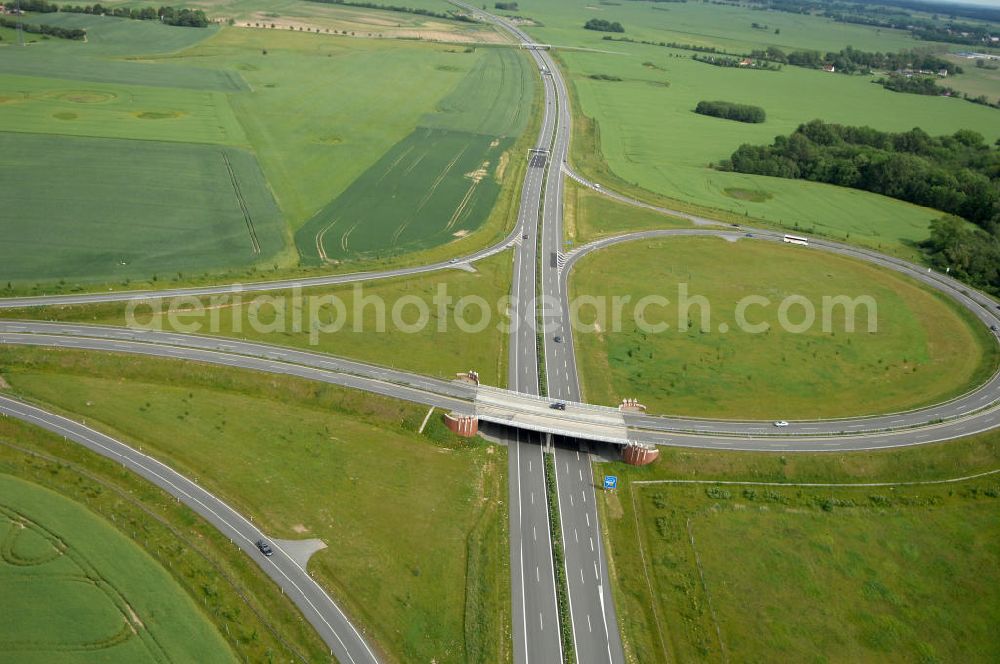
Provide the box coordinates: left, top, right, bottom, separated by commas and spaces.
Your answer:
694, 100, 766, 123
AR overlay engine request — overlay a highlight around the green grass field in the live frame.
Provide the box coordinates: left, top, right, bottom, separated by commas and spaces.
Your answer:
570, 236, 997, 419
0, 346, 511, 664
0, 473, 236, 663
596, 432, 1000, 664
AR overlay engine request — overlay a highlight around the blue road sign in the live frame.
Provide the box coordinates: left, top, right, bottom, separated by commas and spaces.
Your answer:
603, 475, 618, 490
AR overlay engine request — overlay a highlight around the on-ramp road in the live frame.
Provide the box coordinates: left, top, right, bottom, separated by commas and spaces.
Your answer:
0, 395, 379, 664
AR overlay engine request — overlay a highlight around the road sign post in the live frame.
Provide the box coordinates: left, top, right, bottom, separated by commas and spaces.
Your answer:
603, 475, 618, 491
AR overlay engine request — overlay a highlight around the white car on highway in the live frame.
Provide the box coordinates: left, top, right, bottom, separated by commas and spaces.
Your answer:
773, 420, 789, 427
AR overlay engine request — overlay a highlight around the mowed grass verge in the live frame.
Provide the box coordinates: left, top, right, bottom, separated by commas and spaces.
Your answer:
0, 346, 511, 664
570, 236, 997, 419
563, 179, 703, 247
0, 473, 236, 664
595, 434, 1000, 664
1, 250, 513, 386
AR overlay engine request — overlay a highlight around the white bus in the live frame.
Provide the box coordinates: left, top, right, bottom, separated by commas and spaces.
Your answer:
783, 234, 809, 246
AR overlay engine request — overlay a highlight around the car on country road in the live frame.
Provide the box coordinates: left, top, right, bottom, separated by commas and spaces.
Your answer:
256, 539, 274, 556
554, 336, 563, 343
773, 420, 789, 427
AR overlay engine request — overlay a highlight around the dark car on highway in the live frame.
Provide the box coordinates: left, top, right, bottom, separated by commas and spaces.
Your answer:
256, 539, 274, 556
550, 402, 566, 410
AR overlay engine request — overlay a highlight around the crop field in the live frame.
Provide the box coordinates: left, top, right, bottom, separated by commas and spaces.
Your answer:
0, 15, 534, 286
297, 129, 509, 261
0, 346, 511, 664
570, 236, 997, 419
597, 432, 1000, 664
94, 0, 501, 42
0, 473, 235, 663
0, 73, 247, 144
507, 0, 936, 55
296, 45, 533, 261
559, 43, 1000, 255
0, 133, 284, 283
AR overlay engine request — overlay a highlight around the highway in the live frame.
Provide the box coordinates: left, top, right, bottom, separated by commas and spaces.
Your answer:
2, 5, 1000, 664
502, 32, 565, 664
0, 395, 378, 664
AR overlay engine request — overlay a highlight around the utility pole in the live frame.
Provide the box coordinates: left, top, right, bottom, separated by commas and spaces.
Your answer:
15, 0, 24, 46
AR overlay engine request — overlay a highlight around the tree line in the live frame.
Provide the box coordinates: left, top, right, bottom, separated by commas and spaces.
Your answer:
923, 217, 1000, 294
60, 5, 209, 27
584, 18, 624, 32
695, 100, 766, 123
757, 45, 961, 76
693, 54, 781, 71
718, 120, 1000, 290
0, 15, 85, 38
11, 0, 209, 27
305, 0, 476, 23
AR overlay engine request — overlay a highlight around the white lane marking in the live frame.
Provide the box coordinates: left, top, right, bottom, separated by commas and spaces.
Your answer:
574, 528, 578, 543
530, 492, 534, 505
570, 494, 574, 506
580, 568, 585, 584
579, 469, 583, 482
536, 566, 540, 583
582, 491, 587, 504
587, 614, 592, 633
594, 561, 599, 580
533, 525, 537, 541
586, 512, 590, 527
540, 612, 544, 631
590, 537, 594, 552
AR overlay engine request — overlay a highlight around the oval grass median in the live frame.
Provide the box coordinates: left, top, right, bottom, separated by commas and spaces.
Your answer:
570, 236, 998, 420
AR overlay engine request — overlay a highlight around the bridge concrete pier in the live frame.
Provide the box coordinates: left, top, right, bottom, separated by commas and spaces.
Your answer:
444, 412, 479, 437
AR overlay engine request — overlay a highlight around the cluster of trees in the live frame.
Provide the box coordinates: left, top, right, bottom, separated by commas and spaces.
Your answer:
0, 16, 85, 38
12, 0, 59, 10
493, 1, 517, 10
693, 54, 781, 71
922, 217, 1000, 294
307, 0, 475, 22
877, 74, 954, 96
694, 100, 766, 123
584, 18, 624, 32
756, 45, 961, 76
589, 73, 623, 81
602, 35, 738, 55
720, 119, 1000, 235
58, 4, 208, 26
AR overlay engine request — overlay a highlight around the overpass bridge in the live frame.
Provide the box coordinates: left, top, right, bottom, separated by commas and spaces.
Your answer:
475, 386, 630, 444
